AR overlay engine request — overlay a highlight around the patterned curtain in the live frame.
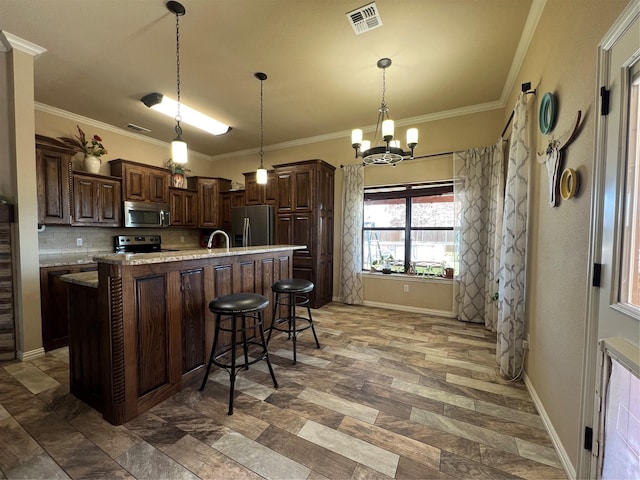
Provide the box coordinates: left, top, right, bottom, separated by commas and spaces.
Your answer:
339, 164, 364, 305
497, 92, 529, 377
453, 139, 504, 329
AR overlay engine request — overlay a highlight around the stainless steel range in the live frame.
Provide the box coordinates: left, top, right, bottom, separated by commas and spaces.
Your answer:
113, 235, 164, 254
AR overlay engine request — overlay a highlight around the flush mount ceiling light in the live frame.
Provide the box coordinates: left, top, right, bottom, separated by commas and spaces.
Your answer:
351, 58, 418, 166
255, 72, 268, 185
141, 93, 230, 136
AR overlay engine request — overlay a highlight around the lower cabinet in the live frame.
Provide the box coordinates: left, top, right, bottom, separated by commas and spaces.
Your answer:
40, 263, 97, 351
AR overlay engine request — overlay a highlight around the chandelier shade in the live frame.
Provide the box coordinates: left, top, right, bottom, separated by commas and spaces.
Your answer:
351, 58, 418, 166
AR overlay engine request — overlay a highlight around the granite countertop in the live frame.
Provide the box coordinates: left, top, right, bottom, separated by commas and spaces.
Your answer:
60, 271, 99, 288
39, 251, 111, 268
93, 244, 305, 266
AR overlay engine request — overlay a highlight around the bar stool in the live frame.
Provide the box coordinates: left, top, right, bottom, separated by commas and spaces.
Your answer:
199, 292, 278, 415
268, 279, 320, 364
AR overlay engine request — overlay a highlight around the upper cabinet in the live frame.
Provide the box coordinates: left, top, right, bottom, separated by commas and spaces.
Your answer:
187, 176, 231, 228
72, 172, 122, 227
220, 190, 246, 230
169, 187, 198, 228
109, 159, 171, 204
244, 171, 276, 205
35, 135, 75, 225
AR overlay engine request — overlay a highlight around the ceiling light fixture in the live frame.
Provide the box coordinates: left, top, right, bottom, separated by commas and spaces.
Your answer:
351, 58, 418, 166
141, 93, 230, 136
255, 72, 268, 185
168, 1, 187, 164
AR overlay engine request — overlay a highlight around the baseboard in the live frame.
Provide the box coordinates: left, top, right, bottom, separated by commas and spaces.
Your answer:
523, 372, 577, 479
17, 347, 45, 362
332, 298, 456, 318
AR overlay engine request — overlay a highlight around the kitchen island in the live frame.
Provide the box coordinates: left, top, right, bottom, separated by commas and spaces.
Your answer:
62, 245, 302, 425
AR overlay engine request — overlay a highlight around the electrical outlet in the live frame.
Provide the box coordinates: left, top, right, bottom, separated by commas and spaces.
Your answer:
76, 238, 83, 247
403, 284, 409, 293
180, 236, 184, 243
526, 333, 531, 349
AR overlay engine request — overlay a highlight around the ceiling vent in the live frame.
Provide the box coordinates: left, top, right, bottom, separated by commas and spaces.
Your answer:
125, 123, 151, 133
346, 2, 383, 35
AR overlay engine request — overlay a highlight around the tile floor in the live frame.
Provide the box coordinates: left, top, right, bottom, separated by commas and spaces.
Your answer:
0, 302, 567, 479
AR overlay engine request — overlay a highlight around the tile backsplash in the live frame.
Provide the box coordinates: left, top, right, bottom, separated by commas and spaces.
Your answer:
38, 226, 202, 254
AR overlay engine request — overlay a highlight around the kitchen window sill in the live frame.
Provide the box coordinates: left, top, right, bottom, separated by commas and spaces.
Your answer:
362, 271, 453, 284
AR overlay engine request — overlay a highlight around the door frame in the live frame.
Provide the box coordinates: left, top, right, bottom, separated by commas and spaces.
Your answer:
578, 2, 640, 478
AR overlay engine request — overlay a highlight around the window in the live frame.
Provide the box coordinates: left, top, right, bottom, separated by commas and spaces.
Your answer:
362, 181, 457, 276
618, 63, 640, 316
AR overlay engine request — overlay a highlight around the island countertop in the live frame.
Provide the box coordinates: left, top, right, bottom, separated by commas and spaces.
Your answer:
92, 244, 306, 265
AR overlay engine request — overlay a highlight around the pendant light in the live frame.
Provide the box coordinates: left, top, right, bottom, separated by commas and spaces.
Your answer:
255, 72, 268, 184
168, 1, 188, 164
351, 58, 418, 166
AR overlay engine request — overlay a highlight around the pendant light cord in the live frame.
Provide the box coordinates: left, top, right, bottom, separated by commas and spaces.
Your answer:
259, 77, 264, 168
174, 10, 182, 136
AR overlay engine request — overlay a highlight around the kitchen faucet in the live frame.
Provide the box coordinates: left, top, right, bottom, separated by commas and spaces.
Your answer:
207, 230, 230, 249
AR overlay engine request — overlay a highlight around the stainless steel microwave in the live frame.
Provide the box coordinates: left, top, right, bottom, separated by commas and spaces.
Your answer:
123, 201, 170, 228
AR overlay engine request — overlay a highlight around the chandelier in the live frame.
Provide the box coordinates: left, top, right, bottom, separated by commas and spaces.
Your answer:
351, 58, 418, 166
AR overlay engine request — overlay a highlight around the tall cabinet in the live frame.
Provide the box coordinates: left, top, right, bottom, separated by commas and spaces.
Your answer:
273, 159, 335, 308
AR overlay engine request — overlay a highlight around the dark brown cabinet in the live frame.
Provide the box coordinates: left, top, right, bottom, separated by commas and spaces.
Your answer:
109, 159, 171, 204
40, 263, 97, 351
169, 187, 198, 227
72, 172, 122, 227
36, 135, 74, 225
274, 159, 335, 308
220, 190, 246, 230
187, 176, 231, 228
244, 171, 276, 205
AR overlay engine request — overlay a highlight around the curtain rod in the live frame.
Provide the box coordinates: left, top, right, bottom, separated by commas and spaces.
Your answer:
500, 82, 537, 138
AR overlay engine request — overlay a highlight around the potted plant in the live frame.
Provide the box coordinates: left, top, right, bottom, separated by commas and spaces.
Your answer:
58, 125, 108, 174
166, 160, 192, 189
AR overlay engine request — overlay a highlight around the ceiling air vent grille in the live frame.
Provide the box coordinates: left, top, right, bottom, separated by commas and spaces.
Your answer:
125, 123, 151, 133
346, 2, 383, 35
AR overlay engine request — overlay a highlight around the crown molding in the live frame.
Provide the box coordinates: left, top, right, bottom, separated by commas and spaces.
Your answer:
0, 31, 46, 56
35, 102, 210, 161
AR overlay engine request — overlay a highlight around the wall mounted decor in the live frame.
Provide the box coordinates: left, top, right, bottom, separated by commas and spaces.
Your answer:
537, 110, 582, 207
560, 168, 580, 200
539, 92, 557, 134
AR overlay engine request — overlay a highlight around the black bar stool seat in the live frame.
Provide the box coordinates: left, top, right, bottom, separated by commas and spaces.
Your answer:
199, 292, 278, 415
268, 279, 320, 364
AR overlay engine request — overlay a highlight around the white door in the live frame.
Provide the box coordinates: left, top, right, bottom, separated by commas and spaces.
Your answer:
579, 3, 640, 478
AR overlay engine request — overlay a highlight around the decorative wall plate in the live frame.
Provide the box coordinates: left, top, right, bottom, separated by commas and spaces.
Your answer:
539, 92, 557, 134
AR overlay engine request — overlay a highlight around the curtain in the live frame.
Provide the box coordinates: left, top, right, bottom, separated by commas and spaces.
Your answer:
497, 92, 530, 377
339, 164, 364, 305
453, 139, 504, 329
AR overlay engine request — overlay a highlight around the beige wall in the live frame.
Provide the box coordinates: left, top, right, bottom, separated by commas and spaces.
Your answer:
7, 0, 630, 471
501, 0, 629, 470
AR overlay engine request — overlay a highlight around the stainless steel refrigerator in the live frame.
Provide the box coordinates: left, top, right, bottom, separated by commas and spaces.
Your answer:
231, 205, 275, 247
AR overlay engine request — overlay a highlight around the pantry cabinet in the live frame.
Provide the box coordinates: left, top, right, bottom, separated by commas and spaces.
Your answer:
273, 159, 335, 308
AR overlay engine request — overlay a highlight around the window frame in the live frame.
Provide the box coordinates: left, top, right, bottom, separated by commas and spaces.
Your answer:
362, 181, 455, 274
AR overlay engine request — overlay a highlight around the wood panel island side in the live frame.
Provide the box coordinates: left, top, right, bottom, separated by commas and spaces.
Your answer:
61, 245, 302, 425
